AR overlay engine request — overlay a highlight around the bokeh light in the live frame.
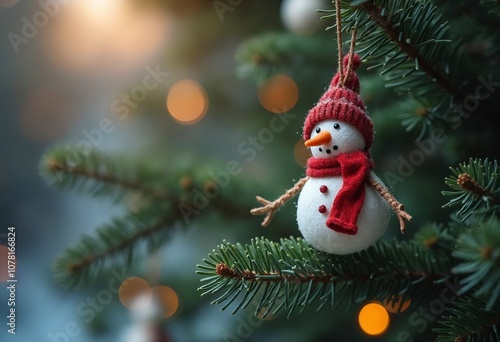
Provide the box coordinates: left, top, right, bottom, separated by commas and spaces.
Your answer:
166, 80, 208, 125
0, 0, 19, 8
358, 302, 390, 336
258, 74, 299, 113
383, 296, 411, 314
119, 277, 152, 310
20, 88, 75, 143
0, 245, 11, 282
294, 138, 311, 167
152, 285, 179, 318
42, 1, 170, 79
77, 0, 125, 26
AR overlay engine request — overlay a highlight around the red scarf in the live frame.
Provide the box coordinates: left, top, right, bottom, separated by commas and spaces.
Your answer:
306, 151, 373, 235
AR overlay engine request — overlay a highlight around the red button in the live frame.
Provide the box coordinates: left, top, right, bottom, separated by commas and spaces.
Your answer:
318, 205, 327, 213
320, 185, 328, 193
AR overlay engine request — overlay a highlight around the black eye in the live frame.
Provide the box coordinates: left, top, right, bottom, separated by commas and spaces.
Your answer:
334, 123, 340, 129
316, 127, 321, 133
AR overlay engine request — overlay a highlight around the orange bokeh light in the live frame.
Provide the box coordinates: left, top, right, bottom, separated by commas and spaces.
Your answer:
119, 277, 152, 310
383, 296, 411, 314
258, 74, 299, 113
166, 80, 208, 125
294, 138, 311, 167
153, 285, 179, 318
358, 302, 390, 336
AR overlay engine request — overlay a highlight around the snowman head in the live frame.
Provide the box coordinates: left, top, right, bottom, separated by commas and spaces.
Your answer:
303, 54, 374, 154
305, 119, 365, 158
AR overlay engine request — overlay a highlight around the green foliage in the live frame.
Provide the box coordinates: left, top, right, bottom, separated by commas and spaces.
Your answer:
53, 204, 180, 289
38, 1, 500, 340
235, 32, 336, 84
453, 219, 500, 309
41, 145, 251, 289
197, 236, 453, 318
397, 98, 443, 140
322, 0, 466, 137
40, 145, 145, 202
435, 296, 500, 342
413, 222, 455, 255
443, 158, 500, 220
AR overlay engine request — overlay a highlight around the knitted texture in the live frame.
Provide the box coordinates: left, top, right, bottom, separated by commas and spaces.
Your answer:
303, 54, 374, 149
306, 151, 373, 235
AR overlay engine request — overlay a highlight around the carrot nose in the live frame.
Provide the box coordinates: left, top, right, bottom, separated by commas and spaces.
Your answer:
305, 130, 332, 147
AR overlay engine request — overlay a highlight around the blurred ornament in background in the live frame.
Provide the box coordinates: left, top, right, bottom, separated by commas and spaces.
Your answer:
20, 87, 75, 143
280, 0, 326, 36
119, 277, 153, 310
123, 324, 170, 342
166, 80, 208, 125
0, 0, 19, 8
121, 285, 176, 342
41, 0, 171, 81
258, 74, 299, 113
122, 324, 170, 342
124, 293, 170, 342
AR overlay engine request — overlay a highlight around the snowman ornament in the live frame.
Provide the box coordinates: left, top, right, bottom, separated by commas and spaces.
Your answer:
251, 53, 412, 255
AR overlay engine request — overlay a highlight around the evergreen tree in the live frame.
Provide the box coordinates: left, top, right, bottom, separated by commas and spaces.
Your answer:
40, 0, 500, 340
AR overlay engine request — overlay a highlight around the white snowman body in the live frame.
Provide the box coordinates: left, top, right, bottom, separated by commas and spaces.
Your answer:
297, 119, 391, 254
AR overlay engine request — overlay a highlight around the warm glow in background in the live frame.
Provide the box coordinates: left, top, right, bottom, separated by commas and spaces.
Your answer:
259, 74, 299, 113
167, 80, 208, 125
358, 302, 390, 336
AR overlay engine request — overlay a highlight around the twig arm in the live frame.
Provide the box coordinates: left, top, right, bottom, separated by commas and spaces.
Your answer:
368, 176, 412, 234
251, 176, 309, 227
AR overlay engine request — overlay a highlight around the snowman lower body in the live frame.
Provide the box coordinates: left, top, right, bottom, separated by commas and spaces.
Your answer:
296, 172, 391, 254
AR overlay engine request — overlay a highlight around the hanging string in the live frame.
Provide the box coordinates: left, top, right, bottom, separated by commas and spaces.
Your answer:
343, 27, 358, 85
335, 0, 344, 86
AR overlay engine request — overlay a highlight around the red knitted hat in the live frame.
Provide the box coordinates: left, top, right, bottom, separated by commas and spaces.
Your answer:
303, 53, 374, 149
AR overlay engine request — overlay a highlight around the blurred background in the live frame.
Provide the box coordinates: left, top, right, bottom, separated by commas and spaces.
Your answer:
0, 0, 484, 341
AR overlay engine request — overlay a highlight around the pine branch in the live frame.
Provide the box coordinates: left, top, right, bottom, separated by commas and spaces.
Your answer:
358, 1, 464, 101
320, 0, 468, 137
452, 219, 500, 309
397, 98, 442, 139
435, 296, 500, 342
443, 158, 500, 220
54, 205, 181, 289
40, 145, 170, 201
197, 237, 453, 318
236, 32, 336, 83
41, 146, 260, 289
413, 223, 456, 255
